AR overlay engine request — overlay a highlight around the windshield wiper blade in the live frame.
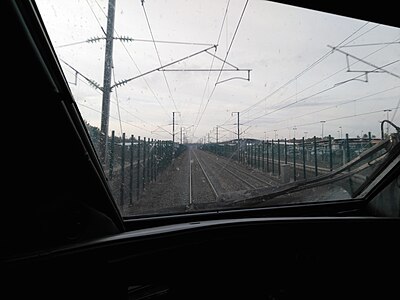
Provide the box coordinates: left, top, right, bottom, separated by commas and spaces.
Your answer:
221, 135, 397, 207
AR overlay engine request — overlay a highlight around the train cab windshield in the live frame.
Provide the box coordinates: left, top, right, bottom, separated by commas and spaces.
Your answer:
35, 0, 400, 218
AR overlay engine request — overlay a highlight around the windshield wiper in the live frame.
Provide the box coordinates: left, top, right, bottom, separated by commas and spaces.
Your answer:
219, 133, 399, 208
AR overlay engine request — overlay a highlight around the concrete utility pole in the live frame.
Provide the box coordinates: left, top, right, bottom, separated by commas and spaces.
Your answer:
320, 120, 326, 139
99, 0, 116, 164
172, 111, 180, 146
216, 125, 219, 143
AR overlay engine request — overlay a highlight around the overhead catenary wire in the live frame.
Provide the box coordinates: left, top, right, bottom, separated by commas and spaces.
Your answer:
64, 66, 172, 136
111, 46, 216, 88
57, 37, 214, 48
340, 41, 400, 48
60, 59, 102, 91
240, 22, 375, 119
92, 0, 171, 120
242, 61, 399, 126
258, 107, 399, 138
142, 2, 179, 113
272, 85, 400, 127
57, 40, 91, 48
61, 58, 173, 136
193, 0, 231, 130
112, 65, 124, 137
339, 23, 380, 47
328, 45, 400, 79
241, 36, 400, 126
88, 0, 173, 144
215, 0, 249, 85
62, 2, 397, 143
276, 107, 400, 132
77, 102, 167, 137
85, 0, 106, 35
194, 0, 249, 135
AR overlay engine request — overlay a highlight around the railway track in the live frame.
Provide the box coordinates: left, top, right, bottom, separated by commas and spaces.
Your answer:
201, 150, 275, 189
189, 147, 219, 204
189, 148, 275, 205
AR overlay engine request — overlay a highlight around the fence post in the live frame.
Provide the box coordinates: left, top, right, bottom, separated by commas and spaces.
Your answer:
284, 138, 288, 164
302, 137, 306, 179
120, 133, 126, 207
136, 136, 141, 201
266, 140, 270, 172
271, 139, 275, 175
129, 135, 134, 206
249, 143, 252, 167
346, 133, 350, 163
253, 143, 256, 168
329, 135, 333, 171
293, 138, 296, 181
247, 144, 252, 167
142, 137, 146, 190
314, 136, 318, 176
277, 139, 281, 176
262, 141, 265, 172
147, 139, 151, 183
154, 140, 158, 182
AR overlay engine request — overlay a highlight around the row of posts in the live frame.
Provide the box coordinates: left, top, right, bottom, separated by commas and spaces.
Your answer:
204, 132, 373, 182
106, 130, 175, 207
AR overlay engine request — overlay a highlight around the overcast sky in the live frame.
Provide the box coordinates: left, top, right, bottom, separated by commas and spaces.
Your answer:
36, 0, 399, 142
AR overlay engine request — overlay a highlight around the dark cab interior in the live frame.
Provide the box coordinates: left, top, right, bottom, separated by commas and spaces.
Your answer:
2, 1, 399, 299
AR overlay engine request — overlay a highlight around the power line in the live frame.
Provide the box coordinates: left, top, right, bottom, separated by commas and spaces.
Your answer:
242, 63, 398, 126
333, 60, 399, 86
60, 59, 102, 91
57, 37, 214, 48
112, 66, 124, 137
335, 22, 372, 48
215, 0, 249, 85
77, 102, 166, 136
142, 2, 179, 113
57, 40, 89, 48
125, 38, 213, 46
242, 36, 400, 125
117, 43, 170, 119
328, 45, 400, 79
339, 23, 380, 47
304, 107, 400, 128
340, 41, 400, 48
265, 86, 400, 127
264, 107, 399, 134
240, 21, 372, 116
193, 0, 231, 131
111, 46, 216, 88
93, 0, 170, 120
194, 0, 248, 135
243, 85, 338, 125
64, 64, 172, 136
85, 0, 106, 35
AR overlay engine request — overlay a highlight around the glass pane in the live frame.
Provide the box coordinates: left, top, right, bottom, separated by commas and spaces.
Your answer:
36, 0, 400, 217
